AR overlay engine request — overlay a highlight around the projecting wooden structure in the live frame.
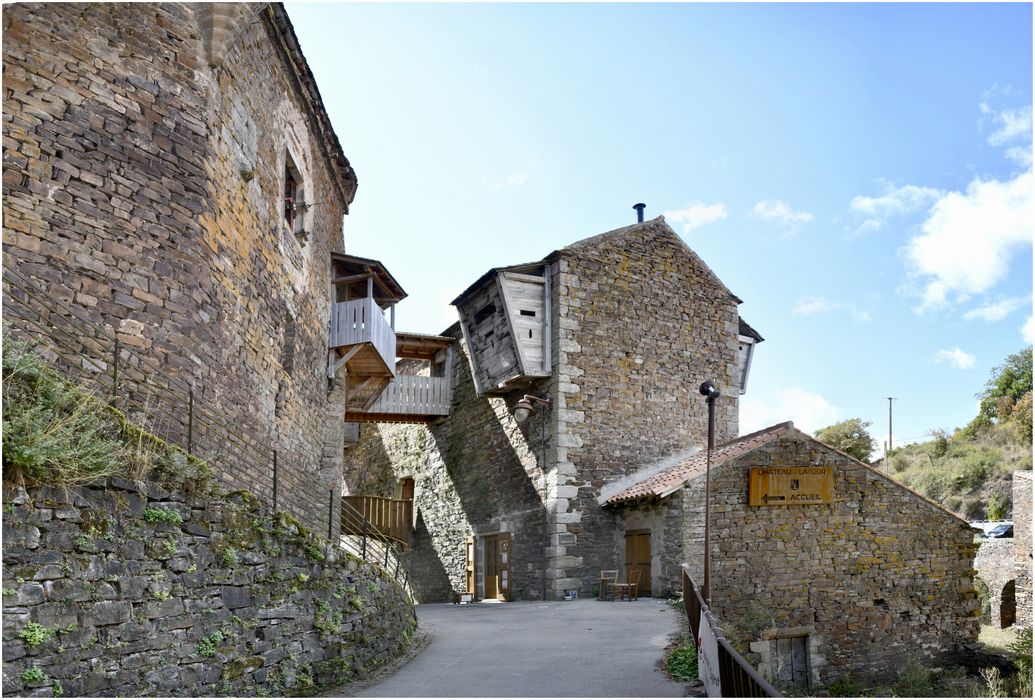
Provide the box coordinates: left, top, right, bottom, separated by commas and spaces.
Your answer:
328, 253, 405, 412
344, 332, 454, 423
452, 262, 551, 396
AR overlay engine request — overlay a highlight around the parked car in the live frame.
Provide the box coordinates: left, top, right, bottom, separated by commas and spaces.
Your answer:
985, 523, 1014, 538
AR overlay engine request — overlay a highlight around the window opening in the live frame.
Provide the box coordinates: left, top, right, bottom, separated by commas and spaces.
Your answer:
473, 303, 496, 325
520, 309, 536, 317
284, 166, 297, 229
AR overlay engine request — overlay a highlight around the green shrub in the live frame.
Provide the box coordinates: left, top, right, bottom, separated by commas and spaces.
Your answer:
143, 508, 183, 525
2, 340, 132, 486
197, 631, 223, 658
219, 546, 238, 568
665, 634, 698, 681
18, 622, 53, 649
21, 666, 49, 684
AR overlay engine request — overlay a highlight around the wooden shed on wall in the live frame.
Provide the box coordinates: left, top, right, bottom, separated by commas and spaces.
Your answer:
451, 262, 552, 395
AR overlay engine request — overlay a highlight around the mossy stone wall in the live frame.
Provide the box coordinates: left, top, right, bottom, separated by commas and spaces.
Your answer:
2, 480, 415, 697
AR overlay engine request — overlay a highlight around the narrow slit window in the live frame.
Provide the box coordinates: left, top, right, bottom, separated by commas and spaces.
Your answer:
473, 303, 496, 325
520, 309, 536, 317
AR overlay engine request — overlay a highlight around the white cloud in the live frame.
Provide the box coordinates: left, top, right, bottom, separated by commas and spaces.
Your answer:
792, 296, 872, 322
739, 387, 842, 436
847, 183, 943, 237
907, 169, 1033, 312
980, 89, 1032, 166
1023, 316, 1035, 344
751, 199, 813, 233
933, 347, 976, 370
962, 296, 1029, 321
663, 202, 728, 234
506, 172, 528, 186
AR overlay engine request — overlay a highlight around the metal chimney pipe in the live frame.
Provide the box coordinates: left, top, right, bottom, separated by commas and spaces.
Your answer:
633, 203, 646, 223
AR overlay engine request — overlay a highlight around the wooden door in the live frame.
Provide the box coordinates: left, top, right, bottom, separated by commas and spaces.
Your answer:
773, 636, 809, 690
465, 536, 476, 598
484, 535, 499, 599
497, 532, 511, 600
400, 478, 415, 501
625, 530, 652, 596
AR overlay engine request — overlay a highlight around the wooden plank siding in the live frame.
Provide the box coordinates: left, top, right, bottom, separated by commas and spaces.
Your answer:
329, 298, 396, 375
341, 495, 413, 548
366, 375, 451, 416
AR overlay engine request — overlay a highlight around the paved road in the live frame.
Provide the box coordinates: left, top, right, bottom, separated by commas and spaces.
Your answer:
356, 598, 689, 697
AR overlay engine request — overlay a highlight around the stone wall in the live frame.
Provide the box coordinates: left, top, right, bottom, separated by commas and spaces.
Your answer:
343, 334, 548, 603
1013, 471, 1032, 627
974, 538, 1015, 628
687, 432, 978, 685
2, 3, 352, 534
2, 480, 415, 697
549, 218, 741, 595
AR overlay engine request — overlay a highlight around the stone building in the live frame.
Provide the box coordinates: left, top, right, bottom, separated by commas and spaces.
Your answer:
604, 421, 980, 687
342, 216, 763, 601
2, 3, 409, 534
1013, 470, 1032, 627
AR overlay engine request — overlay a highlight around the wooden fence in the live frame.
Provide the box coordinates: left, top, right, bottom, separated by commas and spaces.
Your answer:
366, 375, 451, 416
341, 495, 413, 549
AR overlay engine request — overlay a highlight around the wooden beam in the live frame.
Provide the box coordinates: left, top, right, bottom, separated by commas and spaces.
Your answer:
332, 272, 374, 285
329, 345, 362, 377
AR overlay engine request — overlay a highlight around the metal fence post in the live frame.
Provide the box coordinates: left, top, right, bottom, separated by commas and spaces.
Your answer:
272, 451, 278, 512
328, 490, 334, 539
361, 516, 368, 559
110, 337, 120, 406
187, 389, 194, 455
383, 542, 389, 566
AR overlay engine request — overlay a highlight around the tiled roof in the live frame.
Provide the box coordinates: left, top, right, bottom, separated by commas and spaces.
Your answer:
604, 421, 796, 506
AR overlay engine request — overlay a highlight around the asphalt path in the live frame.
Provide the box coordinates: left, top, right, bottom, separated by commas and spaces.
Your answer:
354, 598, 689, 697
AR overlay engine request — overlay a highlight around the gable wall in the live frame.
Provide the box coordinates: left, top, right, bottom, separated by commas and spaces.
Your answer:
2, 3, 350, 532
549, 219, 741, 595
684, 433, 978, 684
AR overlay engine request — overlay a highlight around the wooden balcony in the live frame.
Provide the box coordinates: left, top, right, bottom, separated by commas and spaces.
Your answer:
329, 298, 397, 377
341, 495, 413, 549
349, 375, 451, 421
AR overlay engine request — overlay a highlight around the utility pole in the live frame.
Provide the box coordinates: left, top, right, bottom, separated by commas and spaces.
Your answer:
885, 397, 898, 471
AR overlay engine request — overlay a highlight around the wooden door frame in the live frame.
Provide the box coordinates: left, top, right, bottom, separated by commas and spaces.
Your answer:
624, 529, 652, 596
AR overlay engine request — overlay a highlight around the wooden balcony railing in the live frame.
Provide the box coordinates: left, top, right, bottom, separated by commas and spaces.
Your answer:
341, 495, 413, 549
365, 375, 451, 416
329, 298, 397, 372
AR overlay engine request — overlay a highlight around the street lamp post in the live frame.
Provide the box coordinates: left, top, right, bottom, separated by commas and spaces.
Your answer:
699, 380, 720, 604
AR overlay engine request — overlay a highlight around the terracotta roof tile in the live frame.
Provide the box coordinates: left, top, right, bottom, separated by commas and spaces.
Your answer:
604, 421, 795, 506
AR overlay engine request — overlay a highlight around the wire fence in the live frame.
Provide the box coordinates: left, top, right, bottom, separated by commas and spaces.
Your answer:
2, 262, 411, 595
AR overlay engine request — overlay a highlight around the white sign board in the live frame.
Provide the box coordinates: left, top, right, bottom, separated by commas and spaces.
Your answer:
697, 611, 722, 697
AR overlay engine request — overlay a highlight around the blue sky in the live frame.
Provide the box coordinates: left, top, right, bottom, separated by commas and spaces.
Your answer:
289, 2, 1033, 454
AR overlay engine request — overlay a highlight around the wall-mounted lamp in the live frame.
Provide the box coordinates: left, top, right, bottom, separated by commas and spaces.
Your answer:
512, 394, 550, 423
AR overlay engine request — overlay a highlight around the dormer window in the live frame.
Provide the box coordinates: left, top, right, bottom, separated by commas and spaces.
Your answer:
283, 153, 307, 243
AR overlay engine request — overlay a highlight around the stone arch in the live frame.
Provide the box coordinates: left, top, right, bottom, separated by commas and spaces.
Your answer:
1000, 580, 1016, 628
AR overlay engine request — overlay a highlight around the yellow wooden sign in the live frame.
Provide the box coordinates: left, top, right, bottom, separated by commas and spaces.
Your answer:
748, 467, 834, 506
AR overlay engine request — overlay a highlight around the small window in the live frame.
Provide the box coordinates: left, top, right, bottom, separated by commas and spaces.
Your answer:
473, 303, 496, 325
283, 153, 305, 239
520, 309, 536, 317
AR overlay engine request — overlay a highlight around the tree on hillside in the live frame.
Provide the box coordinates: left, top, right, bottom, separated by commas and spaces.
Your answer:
968, 346, 1033, 441
815, 418, 874, 463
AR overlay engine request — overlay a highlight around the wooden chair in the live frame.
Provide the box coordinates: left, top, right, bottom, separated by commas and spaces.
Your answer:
598, 570, 619, 601
625, 569, 641, 601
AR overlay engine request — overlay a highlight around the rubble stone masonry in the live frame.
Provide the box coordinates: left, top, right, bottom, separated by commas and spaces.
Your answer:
2, 3, 353, 532
694, 432, 979, 684
549, 219, 740, 596
1014, 471, 1032, 627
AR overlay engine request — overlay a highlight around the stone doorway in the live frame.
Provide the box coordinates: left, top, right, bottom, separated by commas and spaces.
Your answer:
1001, 580, 1016, 628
